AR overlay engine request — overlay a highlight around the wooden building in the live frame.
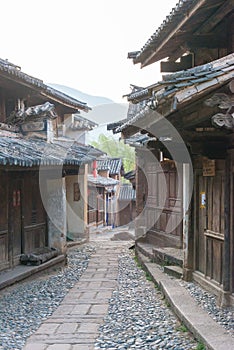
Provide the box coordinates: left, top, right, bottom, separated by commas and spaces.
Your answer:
87, 173, 119, 227
87, 157, 123, 227
111, 0, 234, 306
97, 157, 124, 227
0, 58, 98, 271
118, 184, 136, 227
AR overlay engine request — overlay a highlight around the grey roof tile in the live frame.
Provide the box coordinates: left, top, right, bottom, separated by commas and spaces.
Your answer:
0, 58, 91, 112
88, 174, 119, 187
0, 136, 97, 167
97, 158, 123, 175
119, 184, 136, 201
133, 0, 195, 63
119, 54, 234, 133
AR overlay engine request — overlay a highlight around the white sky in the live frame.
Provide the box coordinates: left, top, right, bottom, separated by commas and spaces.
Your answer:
1, 0, 177, 103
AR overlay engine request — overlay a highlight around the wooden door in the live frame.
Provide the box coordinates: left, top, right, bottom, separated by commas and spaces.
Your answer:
195, 171, 206, 273
195, 161, 225, 284
9, 172, 47, 266
23, 172, 47, 253
0, 171, 9, 270
97, 188, 104, 226
10, 178, 23, 263
88, 187, 97, 225
146, 160, 183, 247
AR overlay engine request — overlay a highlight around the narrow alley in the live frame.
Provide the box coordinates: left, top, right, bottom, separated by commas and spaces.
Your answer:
0, 229, 233, 350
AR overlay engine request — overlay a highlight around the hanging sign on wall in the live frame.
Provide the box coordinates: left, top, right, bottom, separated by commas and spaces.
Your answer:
203, 158, 215, 176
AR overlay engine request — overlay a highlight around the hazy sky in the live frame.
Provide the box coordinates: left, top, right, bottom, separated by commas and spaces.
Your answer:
1, 0, 177, 103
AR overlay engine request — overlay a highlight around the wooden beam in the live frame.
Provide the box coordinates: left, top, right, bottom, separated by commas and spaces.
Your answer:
195, 0, 234, 35
187, 35, 227, 49
167, 44, 191, 62
180, 130, 228, 141
161, 54, 193, 73
189, 140, 228, 158
121, 125, 139, 139
142, 0, 207, 67
167, 105, 219, 130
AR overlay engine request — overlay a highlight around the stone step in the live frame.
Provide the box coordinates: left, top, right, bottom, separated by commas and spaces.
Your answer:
164, 265, 183, 279
153, 247, 183, 267
136, 242, 154, 261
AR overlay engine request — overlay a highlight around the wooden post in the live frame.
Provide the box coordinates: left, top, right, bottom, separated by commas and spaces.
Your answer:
183, 163, 194, 281
223, 153, 231, 292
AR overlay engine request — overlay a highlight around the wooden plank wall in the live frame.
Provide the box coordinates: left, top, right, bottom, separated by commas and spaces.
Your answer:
195, 159, 225, 285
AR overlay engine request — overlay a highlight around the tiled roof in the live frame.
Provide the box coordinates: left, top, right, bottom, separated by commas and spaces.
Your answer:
118, 184, 136, 201
97, 158, 123, 175
124, 134, 154, 146
132, 0, 195, 65
88, 174, 119, 187
0, 58, 91, 112
131, 0, 231, 67
0, 136, 98, 167
7, 102, 57, 125
124, 170, 136, 181
69, 113, 97, 131
118, 54, 234, 132
107, 119, 127, 131
107, 102, 146, 133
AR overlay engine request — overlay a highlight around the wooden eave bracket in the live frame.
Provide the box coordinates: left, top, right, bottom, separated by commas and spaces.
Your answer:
205, 89, 234, 130
211, 112, 234, 129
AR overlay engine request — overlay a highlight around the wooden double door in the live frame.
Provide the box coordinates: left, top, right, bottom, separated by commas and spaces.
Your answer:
145, 160, 183, 247
0, 170, 47, 270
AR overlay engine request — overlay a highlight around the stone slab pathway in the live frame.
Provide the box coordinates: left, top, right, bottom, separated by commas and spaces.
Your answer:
23, 244, 125, 350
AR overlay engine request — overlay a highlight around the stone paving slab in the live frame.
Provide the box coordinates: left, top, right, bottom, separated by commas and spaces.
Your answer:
44, 316, 104, 323
23, 239, 234, 350
23, 245, 123, 350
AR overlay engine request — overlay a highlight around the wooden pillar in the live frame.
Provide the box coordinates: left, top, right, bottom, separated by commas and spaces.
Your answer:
231, 150, 234, 295
183, 162, 194, 281
223, 154, 231, 291
219, 151, 232, 307
134, 148, 147, 238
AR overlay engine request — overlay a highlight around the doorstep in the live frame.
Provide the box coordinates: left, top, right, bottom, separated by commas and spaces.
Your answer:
0, 255, 65, 291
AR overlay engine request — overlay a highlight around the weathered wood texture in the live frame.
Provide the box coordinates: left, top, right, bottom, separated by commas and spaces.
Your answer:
145, 160, 183, 248
0, 171, 47, 270
0, 171, 8, 270
88, 189, 97, 225
194, 159, 225, 285
87, 187, 105, 227
135, 151, 148, 218
22, 172, 47, 254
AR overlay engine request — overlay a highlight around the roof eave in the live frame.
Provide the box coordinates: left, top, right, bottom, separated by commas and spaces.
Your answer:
0, 58, 91, 112
134, 0, 207, 68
